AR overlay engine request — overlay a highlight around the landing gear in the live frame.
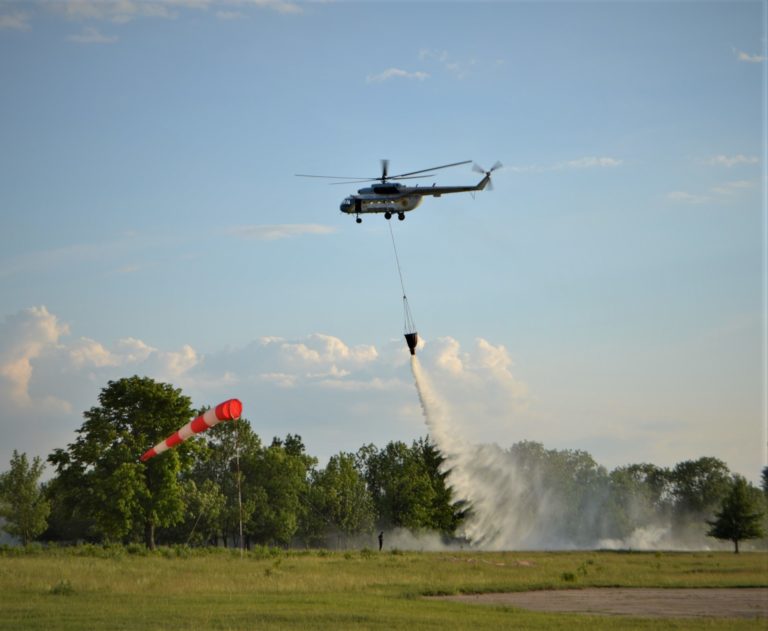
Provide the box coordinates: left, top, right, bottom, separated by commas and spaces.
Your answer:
384, 211, 392, 220
397, 212, 405, 221
356, 216, 362, 224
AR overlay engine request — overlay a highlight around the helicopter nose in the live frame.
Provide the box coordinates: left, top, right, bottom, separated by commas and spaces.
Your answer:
340, 199, 352, 213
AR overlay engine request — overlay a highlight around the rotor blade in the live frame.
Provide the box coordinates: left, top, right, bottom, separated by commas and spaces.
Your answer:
330, 174, 435, 185
490, 161, 503, 172
390, 160, 472, 179
381, 159, 389, 180
295, 174, 375, 180
472, 163, 485, 174
486, 179, 494, 192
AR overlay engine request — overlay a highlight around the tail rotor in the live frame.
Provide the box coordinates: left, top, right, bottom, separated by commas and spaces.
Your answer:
473, 161, 502, 191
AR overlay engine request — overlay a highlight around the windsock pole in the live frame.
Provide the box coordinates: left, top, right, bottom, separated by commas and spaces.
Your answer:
140, 399, 243, 462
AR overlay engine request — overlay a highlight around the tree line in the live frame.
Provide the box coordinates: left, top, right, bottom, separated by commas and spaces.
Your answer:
0, 376, 765, 552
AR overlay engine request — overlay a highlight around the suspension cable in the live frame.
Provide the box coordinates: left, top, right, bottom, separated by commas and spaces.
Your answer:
388, 222, 416, 333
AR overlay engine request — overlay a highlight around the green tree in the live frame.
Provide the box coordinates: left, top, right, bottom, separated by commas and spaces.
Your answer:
0, 450, 50, 545
669, 457, 731, 519
191, 418, 260, 547
158, 479, 226, 546
47, 376, 197, 548
707, 475, 765, 553
608, 463, 672, 538
305, 452, 375, 546
358, 441, 437, 530
416, 437, 465, 534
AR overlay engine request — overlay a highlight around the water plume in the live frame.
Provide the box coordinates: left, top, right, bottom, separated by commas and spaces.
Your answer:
411, 356, 546, 548
410, 355, 709, 550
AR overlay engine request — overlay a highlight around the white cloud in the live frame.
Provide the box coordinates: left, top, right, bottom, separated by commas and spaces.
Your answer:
366, 68, 429, 83
0, 306, 535, 477
279, 333, 378, 366
419, 48, 449, 63
216, 10, 246, 20
734, 49, 765, 63
706, 154, 759, 167
711, 180, 755, 195
58, 0, 300, 22
68, 338, 120, 369
418, 48, 480, 79
0, 306, 69, 407
666, 191, 709, 204
505, 157, 623, 173
561, 156, 623, 169
0, 12, 30, 30
67, 26, 118, 44
228, 224, 336, 240
61, 1, 176, 23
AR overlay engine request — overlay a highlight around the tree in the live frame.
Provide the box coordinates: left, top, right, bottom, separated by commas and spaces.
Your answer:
238, 434, 316, 546
707, 475, 765, 553
48, 376, 197, 548
358, 441, 439, 530
669, 457, 731, 519
304, 452, 375, 546
0, 450, 50, 545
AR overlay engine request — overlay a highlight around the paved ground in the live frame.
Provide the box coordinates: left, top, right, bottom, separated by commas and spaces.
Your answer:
435, 588, 768, 618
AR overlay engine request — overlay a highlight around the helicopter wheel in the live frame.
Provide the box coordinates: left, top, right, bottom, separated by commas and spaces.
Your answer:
356, 217, 362, 224
384, 212, 392, 220
397, 213, 405, 221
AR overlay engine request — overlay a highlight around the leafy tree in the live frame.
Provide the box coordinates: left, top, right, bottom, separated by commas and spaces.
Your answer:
608, 463, 672, 538
191, 418, 261, 547
158, 479, 226, 546
761, 466, 768, 500
707, 475, 765, 553
358, 441, 440, 530
304, 452, 374, 546
669, 457, 731, 519
47, 376, 197, 548
0, 450, 50, 545
240, 435, 317, 546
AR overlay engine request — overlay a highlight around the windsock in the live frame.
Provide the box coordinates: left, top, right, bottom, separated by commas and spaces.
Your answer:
140, 399, 242, 462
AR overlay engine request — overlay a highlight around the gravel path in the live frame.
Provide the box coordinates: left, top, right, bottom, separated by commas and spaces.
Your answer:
435, 588, 768, 618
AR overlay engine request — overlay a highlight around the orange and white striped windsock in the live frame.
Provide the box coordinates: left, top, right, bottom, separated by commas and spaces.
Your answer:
140, 399, 243, 462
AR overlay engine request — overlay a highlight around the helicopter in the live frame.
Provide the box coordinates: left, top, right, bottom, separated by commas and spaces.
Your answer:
296, 159, 502, 223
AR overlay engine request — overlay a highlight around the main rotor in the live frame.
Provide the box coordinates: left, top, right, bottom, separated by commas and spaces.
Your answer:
295, 159, 473, 185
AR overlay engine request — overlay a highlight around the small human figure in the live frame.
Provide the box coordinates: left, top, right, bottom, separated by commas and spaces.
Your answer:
378, 531, 384, 551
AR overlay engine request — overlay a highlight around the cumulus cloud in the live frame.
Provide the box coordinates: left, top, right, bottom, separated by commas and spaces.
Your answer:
0, 307, 69, 407
734, 48, 765, 63
706, 154, 759, 167
366, 68, 429, 83
228, 224, 336, 240
0, 305, 533, 476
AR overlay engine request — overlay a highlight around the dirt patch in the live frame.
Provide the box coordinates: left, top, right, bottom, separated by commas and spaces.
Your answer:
434, 588, 768, 618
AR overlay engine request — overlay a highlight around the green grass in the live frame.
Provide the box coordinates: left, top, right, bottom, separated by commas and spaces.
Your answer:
0, 547, 766, 630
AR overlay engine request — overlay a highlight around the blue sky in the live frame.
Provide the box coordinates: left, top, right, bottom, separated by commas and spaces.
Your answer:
0, 1, 765, 482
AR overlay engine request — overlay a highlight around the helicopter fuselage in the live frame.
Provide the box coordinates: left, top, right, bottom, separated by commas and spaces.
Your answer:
339, 176, 490, 218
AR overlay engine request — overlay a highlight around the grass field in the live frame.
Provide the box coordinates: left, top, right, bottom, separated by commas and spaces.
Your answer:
0, 546, 766, 630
